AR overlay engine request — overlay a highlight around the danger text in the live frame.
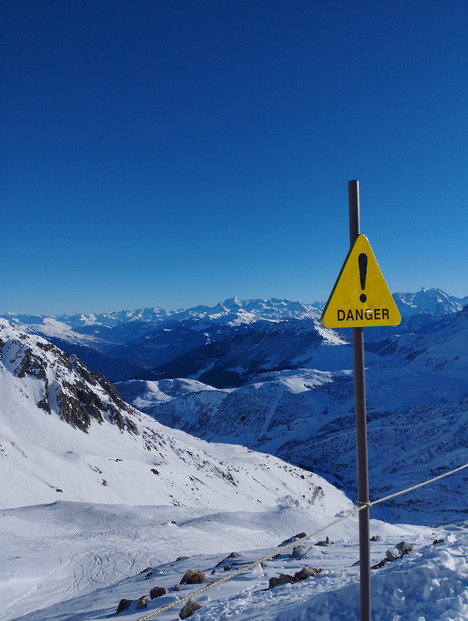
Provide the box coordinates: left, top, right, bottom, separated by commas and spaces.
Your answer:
337, 308, 390, 321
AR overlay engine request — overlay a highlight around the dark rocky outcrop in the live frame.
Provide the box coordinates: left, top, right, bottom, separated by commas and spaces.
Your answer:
180, 569, 205, 585
116, 598, 131, 614
179, 599, 202, 619
0, 322, 139, 435
269, 566, 322, 588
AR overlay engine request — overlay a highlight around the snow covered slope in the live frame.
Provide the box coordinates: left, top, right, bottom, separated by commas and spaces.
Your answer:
1, 296, 468, 621
3, 500, 466, 621
395, 287, 468, 324
119, 306, 468, 525
6, 290, 465, 523
137, 318, 348, 388
0, 317, 347, 512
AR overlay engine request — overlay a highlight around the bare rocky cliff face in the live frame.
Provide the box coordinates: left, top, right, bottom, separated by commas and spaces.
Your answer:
0, 319, 137, 434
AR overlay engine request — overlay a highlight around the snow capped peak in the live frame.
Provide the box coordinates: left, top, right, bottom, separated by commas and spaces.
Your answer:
395, 287, 464, 314
223, 296, 242, 308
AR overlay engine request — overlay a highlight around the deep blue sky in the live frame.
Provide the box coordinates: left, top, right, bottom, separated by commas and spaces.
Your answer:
2, 0, 467, 314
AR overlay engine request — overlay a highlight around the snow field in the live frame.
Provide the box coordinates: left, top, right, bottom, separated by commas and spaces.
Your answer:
3, 502, 466, 621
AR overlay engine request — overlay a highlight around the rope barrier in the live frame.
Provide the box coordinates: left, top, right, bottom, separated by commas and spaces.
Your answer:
136, 461, 468, 620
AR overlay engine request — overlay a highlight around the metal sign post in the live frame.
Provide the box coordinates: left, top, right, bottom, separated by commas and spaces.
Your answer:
321, 180, 401, 620
349, 180, 371, 621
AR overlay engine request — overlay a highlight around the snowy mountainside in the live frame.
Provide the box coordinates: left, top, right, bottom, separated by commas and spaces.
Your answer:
119, 305, 468, 524
366, 304, 468, 380
120, 371, 468, 525
0, 318, 137, 435
0, 318, 345, 514
137, 318, 348, 388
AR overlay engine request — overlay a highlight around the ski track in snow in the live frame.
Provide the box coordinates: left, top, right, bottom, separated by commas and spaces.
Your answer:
2, 502, 467, 621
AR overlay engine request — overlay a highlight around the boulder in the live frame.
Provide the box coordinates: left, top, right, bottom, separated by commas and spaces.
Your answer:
294, 567, 322, 580
137, 595, 149, 610
181, 569, 205, 585
373, 541, 415, 569
179, 599, 202, 619
291, 545, 304, 558
150, 586, 169, 599
269, 573, 297, 588
396, 541, 413, 555
385, 548, 400, 561
116, 599, 131, 614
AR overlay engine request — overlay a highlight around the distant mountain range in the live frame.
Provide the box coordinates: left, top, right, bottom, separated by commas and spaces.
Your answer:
3, 288, 467, 383
2, 297, 323, 382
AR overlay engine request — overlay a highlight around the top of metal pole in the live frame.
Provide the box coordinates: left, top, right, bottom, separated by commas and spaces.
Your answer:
348, 180, 360, 246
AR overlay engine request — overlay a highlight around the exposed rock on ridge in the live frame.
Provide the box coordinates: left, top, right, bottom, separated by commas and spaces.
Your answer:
0, 319, 137, 433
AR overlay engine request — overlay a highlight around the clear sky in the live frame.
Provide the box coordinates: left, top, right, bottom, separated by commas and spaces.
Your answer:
2, 0, 467, 315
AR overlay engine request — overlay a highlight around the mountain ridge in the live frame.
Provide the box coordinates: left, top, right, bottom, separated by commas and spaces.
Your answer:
3, 288, 466, 383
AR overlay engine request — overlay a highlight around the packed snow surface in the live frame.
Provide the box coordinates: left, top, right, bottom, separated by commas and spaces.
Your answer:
1, 503, 467, 620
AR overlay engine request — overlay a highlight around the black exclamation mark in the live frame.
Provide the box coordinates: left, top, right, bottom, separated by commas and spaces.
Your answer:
358, 253, 368, 303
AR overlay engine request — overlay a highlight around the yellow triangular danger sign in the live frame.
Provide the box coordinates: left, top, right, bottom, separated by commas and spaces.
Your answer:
321, 235, 401, 328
